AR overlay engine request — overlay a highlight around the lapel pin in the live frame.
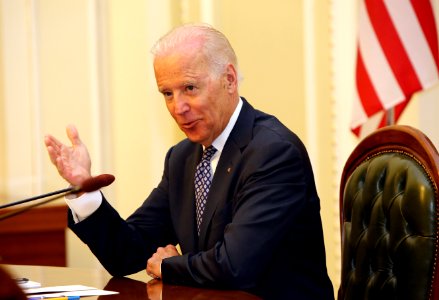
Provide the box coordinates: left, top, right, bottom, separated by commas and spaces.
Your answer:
227, 167, 231, 173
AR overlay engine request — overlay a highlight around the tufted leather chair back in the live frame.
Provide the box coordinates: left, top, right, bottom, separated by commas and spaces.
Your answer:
338, 125, 439, 300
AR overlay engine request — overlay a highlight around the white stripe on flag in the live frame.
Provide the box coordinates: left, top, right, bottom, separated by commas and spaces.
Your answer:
359, 111, 384, 139
359, 0, 405, 109
384, 0, 439, 88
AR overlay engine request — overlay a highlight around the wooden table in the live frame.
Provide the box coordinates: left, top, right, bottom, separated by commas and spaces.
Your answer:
2, 264, 262, 299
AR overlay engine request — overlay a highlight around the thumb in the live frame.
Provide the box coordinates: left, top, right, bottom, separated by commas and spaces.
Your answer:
66, 124, 82, 147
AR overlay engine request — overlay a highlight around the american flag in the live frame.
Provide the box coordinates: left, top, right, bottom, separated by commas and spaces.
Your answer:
351, 0, 439, 137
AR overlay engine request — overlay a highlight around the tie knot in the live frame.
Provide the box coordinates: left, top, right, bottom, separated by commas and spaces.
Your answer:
202, 146, 217, 161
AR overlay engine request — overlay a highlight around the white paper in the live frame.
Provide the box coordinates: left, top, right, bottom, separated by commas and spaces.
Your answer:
18, 280, 41, 289
24, 284, 118, 297
25, 285, 96, 294
27, 289, 118, 298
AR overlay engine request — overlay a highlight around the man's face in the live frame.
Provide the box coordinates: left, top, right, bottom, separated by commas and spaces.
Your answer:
154, 49, 237, 147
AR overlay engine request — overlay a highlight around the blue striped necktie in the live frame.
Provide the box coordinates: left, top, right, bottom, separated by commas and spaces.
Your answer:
194, 145, 217, 235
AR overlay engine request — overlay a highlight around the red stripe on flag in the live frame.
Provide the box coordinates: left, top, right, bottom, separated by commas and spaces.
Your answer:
393, 100, 409, 121
410, 0, 439, 68
352, 126, 361, 137
352, 0, 439, 137
378, 112, 387, 129
356, 50, 383, 116
365, 0, 422, 100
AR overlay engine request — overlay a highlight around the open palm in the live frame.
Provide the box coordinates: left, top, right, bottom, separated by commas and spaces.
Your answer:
44, 124, 92, 186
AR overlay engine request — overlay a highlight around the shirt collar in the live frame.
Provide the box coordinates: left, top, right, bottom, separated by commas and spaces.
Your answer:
210, 97, 243, 154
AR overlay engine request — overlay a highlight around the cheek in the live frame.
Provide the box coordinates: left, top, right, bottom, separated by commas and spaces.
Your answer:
204, 108, 222, 129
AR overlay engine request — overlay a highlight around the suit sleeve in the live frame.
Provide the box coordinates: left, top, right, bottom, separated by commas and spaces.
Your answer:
68, 149, 178, 277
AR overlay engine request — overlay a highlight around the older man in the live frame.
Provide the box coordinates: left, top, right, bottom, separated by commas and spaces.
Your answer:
45, 24, 334, 299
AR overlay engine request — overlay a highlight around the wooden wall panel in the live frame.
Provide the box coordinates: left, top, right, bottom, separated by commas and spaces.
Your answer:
0, 205, 67, 266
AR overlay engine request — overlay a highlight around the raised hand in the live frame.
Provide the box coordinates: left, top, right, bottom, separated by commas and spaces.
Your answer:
44, 124, 92, 186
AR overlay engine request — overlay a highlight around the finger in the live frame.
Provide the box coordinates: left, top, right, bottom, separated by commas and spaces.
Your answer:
163, 244, 179, 256
146, 258, 152, 273
55, 156, 66, 175
66, 124, 82, 147
46, 145, 58, 165
165, 244, 177, 251
152, 252, 162, 260
146, 259, 158, 279
45, 135, 64, 165
44, 135, 63, 152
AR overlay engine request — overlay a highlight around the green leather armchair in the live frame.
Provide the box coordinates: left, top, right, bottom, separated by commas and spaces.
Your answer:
338, 125, 439, 300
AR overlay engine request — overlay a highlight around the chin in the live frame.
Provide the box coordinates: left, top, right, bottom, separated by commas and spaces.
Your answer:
185, 134, 200, 143
183, 128, 210, 145
186, 135, 208, 146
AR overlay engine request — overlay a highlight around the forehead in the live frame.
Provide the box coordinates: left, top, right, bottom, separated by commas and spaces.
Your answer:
154, 50, 210, 87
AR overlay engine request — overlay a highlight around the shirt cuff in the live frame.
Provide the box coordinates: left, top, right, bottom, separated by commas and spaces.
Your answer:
65, 190, 102, 223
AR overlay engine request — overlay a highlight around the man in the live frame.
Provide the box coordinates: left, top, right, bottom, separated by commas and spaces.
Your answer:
45, 24, 334, 299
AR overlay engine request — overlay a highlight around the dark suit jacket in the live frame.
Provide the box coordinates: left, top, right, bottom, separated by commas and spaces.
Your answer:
69, 98, 334, 299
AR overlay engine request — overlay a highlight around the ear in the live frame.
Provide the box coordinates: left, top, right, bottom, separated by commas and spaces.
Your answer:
224, 64, 238, 93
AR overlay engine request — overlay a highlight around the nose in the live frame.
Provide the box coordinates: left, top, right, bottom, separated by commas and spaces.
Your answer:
174, 93, 190, 115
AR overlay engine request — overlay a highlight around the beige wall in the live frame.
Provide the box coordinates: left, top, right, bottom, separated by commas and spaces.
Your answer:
218, 1, 306, 136
313, 0, 340, 285
1, 0, 438, 295
0, 2, 4, 198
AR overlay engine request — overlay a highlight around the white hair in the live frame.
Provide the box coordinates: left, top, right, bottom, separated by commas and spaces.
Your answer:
151, 23, 243, 82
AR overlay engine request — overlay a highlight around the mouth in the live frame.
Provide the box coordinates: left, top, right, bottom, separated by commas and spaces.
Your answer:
180, 119, 200, 129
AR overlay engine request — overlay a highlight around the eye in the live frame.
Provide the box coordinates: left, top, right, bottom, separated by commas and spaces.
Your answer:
185, 85, 196, 93
162, 91, 173, 98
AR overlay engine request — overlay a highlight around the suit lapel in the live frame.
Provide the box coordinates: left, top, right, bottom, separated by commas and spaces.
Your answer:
198, 99, 256, 247
197, 142, 240, 244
